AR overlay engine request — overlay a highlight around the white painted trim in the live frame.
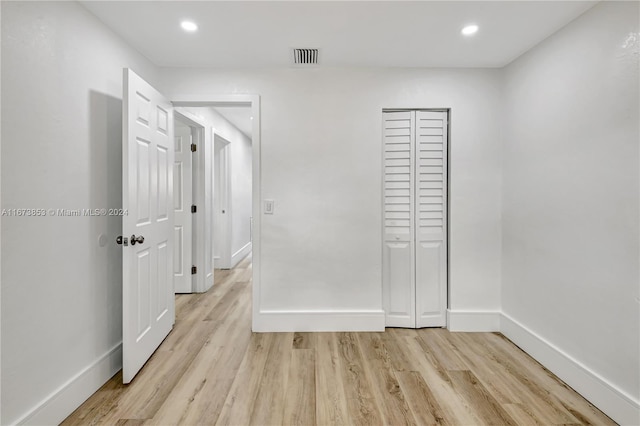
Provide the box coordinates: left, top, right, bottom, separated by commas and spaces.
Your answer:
230, 241, 252, 268
15, 343, 122, 426
253, 310, 386, 332
173, 107, 206, 128
446, 309, 501, 332
501, 312, 640, 426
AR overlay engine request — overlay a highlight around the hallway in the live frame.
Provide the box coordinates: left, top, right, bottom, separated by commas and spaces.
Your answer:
63, 256, 613, 425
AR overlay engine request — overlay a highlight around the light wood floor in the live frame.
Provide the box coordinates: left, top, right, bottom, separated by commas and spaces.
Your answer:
63, 257, 615, 426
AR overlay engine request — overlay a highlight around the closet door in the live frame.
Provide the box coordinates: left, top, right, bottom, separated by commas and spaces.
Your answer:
415, 111, 447, 327
382, 111, 415, 328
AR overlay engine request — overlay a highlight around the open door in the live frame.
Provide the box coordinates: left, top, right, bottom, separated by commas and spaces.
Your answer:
173, 119, 193, 293
121, 68, 175, 383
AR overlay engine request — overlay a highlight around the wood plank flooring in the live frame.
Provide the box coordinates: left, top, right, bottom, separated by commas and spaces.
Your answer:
63, 257, 615, 425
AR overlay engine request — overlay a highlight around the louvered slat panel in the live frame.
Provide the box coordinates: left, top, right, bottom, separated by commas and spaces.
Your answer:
385, 204, 410, 212
386, 151, 410, 159
385, 128, 412, 137
420, 151, 443, 159
420, 211, 443, 219
386, 174, 411, 182
385, 144, 411, 152
419, 174, 443, 182
386, 211, 411, 219
419, 166, 444, 174
387, 188, 411, 197
419, 189, 443, 196
417, 112, 446, 234
417, 135, 443, 143
385, 158, 411, 167
386, 196, 411, 204
420, 204, 443, 212
421, 181, 443, 189
385, 181, 410, 189
384, 113, 412, 238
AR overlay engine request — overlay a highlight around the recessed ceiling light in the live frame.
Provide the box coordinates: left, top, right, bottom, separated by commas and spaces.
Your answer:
181, 21, 198, 32
461, 24, 479, 36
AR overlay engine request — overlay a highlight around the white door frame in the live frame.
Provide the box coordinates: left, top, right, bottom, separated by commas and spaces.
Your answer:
171, 95, 260, 331
174, 108, 206, 292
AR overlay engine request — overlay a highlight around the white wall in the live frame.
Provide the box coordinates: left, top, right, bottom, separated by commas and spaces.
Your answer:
1, 2, 160, 424
162, 68, 503, 326
229, 119, 253, 261
502, 1, 639, 423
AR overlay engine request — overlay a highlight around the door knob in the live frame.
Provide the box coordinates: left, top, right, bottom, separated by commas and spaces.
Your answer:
116, 236, 128, 246
130, 234, 145, 246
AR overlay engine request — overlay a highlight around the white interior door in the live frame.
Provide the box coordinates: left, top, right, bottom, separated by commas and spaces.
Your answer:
213, 136, 231, 269
382, 111, 416, 328
382, 110, 447, 328
415, 110, 447, 327
122, 68, 174, 383
173, 121, 193, 293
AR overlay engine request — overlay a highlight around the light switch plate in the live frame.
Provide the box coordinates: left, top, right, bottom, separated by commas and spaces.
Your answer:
264, 199, 274, 214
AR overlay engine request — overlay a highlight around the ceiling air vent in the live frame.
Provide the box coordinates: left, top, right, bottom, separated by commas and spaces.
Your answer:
292, 48, 320, 67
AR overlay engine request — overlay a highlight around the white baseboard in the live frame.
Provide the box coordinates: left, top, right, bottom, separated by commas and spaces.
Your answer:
15, 343, 122, 425
253, 310, 386, 332
230, 242, 251, 268
501, 313, 640, 426
447, 309, 501, 331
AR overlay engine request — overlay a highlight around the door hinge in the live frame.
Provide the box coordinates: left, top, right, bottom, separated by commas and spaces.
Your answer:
191, 143, 197, 152
191, 265, 197, 275
191, 205, 197, 213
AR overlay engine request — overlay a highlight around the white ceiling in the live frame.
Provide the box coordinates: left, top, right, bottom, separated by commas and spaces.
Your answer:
213, 106, 253, 138
81, 1, 596, 68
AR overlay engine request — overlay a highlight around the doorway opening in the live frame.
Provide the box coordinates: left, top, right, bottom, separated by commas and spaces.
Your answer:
171, 96, 260, 332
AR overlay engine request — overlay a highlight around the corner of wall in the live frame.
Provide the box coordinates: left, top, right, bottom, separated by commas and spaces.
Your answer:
14, 344, 122, 426
501, 313, 640, 425
231, 242, 252, 268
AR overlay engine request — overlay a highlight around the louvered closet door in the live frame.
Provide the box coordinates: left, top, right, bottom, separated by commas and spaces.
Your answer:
382, 110, 447, 328
415, 111, 447, 327
382, 111, 416, 328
